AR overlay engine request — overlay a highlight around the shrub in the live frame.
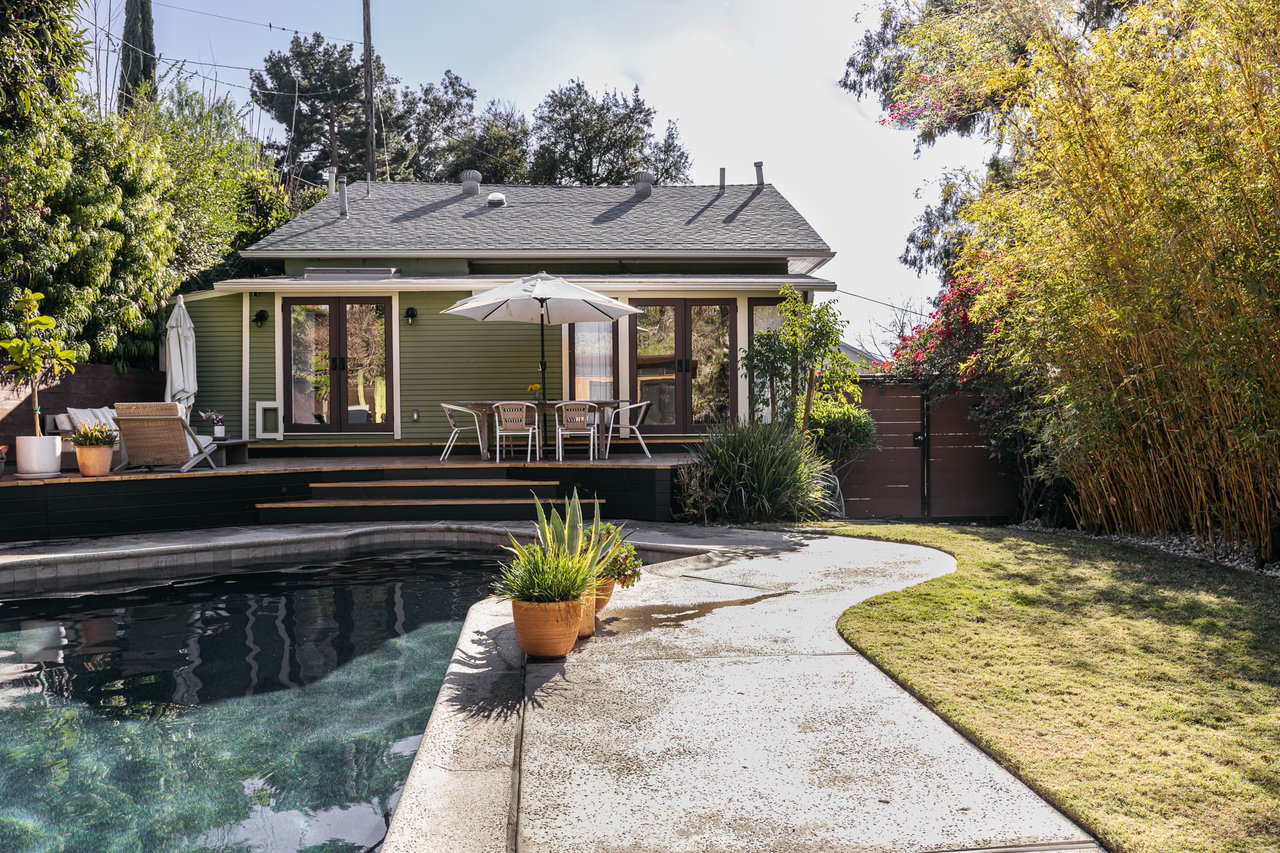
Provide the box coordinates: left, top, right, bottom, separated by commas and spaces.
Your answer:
678, 419, 838, 524
806, 397, 877, 473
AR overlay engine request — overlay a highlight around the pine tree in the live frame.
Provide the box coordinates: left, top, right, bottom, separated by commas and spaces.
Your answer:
117, 0, 156, 112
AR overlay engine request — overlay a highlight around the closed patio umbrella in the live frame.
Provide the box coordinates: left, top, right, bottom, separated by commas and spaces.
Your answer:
441, 272, 639, 398
164, 295, 198, 411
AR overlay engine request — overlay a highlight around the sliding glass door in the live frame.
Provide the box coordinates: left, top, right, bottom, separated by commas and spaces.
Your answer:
630, 299, 736, 434
283, 298, 392, 433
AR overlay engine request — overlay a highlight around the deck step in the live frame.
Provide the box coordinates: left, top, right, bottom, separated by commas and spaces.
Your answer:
256, 496, 601, 524
308, 479, 558, 500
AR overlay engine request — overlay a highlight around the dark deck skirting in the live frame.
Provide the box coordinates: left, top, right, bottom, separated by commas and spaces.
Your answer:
0, 457, 684, 542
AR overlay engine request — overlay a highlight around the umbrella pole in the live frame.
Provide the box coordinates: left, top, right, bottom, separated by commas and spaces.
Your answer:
539, 310, 548, 456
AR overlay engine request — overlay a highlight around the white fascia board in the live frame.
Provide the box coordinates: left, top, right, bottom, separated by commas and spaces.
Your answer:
212, 276, 836, 294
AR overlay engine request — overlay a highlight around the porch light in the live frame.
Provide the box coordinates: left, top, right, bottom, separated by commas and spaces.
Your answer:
253, 309, 269, 328
404, 306, 418, 325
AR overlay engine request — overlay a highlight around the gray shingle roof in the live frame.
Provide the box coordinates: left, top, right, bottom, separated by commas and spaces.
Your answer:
241, 182, 831, 256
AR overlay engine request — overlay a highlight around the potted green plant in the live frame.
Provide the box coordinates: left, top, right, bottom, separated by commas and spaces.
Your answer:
1, 290, 76, 479
67, 423, 118, 477
491, 491, 623, 656
594, 530, 643, 612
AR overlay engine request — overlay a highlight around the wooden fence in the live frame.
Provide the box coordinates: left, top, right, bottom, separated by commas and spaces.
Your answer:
841, 382, 1018, 522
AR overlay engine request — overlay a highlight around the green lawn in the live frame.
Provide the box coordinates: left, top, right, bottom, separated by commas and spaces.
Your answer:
822, 523, 1280, 853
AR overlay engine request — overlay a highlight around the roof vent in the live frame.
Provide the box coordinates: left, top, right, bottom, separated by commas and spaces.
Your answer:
754, 161, 765, 186
486, 192, 506, 207
633, 169, 655, 199
338, 176, 349, 218
460, 169, 482, 196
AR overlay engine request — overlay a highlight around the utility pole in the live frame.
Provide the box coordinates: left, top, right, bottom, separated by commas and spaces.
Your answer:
363, 0, 375, 188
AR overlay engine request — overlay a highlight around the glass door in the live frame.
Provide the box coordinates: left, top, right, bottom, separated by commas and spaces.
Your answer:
285, 301, 334, 431
631, 299, 736, 433
283, 298, 393, 433
341, 300, 391, 431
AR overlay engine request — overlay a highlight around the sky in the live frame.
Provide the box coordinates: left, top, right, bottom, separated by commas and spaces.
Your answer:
79, 0, 991, 353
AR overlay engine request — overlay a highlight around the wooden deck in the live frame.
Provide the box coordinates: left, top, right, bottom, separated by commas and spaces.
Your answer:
0, 452, 692, 542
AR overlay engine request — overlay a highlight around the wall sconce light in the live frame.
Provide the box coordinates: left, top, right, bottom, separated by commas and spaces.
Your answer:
253, 309, 270, 328
404, 306, 419, 325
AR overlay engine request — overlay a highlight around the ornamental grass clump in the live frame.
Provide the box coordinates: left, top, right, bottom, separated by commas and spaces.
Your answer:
679, 419, 838, 524
491, 490, 624, 604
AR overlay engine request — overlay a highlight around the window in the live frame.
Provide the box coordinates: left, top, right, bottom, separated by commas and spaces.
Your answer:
570, 322, 616, 400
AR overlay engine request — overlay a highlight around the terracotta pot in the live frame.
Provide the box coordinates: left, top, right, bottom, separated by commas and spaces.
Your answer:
75, 445, 113, 477
511, 600, 582, 658
594, 578, 616, 612
577, 594, 596, 638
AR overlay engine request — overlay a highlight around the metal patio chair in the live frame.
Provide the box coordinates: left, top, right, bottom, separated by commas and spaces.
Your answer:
440, 403, 485, 461
603, 400, 653, 459
554, 401, 599, 462
492, 401, 540, 463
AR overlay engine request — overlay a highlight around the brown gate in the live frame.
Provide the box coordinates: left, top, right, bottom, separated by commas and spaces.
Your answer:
840, 382, 1018, 521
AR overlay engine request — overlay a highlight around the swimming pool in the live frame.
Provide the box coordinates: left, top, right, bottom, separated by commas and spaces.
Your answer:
0, 547, 499, 852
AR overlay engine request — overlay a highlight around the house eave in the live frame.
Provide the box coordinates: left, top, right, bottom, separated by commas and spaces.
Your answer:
206, 273, 837, 295
238, 246, 833, 270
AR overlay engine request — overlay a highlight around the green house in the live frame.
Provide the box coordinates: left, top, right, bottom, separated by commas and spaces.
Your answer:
182, 168, 834, 445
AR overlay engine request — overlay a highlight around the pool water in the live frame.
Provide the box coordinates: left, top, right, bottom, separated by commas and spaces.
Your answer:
0, 548, 499, 853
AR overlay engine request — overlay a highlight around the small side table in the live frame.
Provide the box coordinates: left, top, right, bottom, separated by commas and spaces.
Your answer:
210, 439, 251, 467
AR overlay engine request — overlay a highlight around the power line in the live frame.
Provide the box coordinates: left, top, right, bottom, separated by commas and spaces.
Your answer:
151, 1, 361, 45
833, 288, 932, 318
81, 16, 363, 97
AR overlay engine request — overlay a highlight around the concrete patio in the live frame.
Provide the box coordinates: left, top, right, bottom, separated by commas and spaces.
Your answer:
385, 523, 1103, 853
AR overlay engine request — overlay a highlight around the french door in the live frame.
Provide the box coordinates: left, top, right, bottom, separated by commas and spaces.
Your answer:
283, 298, 393, 432
630, 299, 736, 434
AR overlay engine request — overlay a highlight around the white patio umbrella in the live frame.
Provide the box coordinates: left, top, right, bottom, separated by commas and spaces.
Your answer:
164, 294, 198, 410
441, 272, 639, 397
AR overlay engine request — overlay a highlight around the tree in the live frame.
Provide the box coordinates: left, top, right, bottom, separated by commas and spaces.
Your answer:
530, 80, 691, 186
842, 0, 1129, 282
0, 0, 85, 133
0, 108, 177, 365
883, 0, 1280, 559
740, 286, 859, 431
0, 290, 76, 436
404, 70, 477, 181
117, 0, 156, 112
251, 33, 389, 184
445, 100, 530, 184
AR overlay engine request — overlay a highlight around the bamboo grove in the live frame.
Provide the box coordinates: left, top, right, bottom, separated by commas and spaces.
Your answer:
879, 0, 1280, 560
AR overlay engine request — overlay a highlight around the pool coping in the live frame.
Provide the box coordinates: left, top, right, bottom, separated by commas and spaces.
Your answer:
0, 521, 707, 599
382, 536, 732, 853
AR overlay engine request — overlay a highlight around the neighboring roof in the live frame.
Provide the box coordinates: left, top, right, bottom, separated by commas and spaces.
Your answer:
839, 341, 883, 365
240, 181, 833, 273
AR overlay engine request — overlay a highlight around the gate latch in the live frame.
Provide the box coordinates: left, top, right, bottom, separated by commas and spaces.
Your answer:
912, 431, 926, 447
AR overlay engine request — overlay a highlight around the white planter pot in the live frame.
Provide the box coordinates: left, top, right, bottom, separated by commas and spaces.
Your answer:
15, 435, 62, 479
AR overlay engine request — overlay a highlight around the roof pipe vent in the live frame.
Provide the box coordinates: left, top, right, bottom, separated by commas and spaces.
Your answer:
486, 191, 506, 207
460, 169, 482, 196
754, 161, 764, 186
327, 165, 337, 196
633, 169, 655, 199
338, 177, 349, 218
719, 167, 726, 192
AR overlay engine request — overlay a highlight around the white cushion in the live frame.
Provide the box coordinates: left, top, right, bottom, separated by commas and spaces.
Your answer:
54, 413, 74, 433
66, 407, 117, 430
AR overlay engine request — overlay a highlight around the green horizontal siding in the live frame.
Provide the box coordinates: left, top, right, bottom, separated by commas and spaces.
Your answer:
186, 294, 243, 438
282, 258, 468, 276
247, 293, 275, 439
399, 292, 562, 442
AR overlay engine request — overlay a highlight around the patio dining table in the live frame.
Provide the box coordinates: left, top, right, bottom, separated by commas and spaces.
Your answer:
456, 400, 630, 461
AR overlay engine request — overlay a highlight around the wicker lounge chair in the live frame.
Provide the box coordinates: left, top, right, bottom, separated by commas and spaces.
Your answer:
113, 402, 217, 472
